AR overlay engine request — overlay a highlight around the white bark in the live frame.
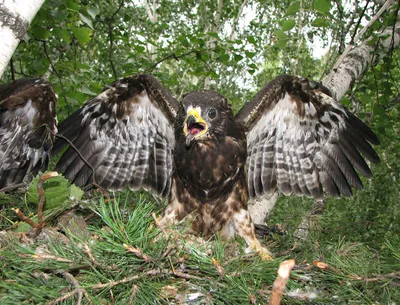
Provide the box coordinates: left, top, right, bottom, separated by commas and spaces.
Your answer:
204, 0, 223, 89
322, 22, 400, 100
145, 0, 158, 61
0, 0, 45, 77
248, 193, 279, 224
228, 0, 248, 41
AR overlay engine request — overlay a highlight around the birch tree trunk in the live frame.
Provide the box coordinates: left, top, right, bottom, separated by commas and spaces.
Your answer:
322, 22, 400, 100
204, 0, 223, 89
145, 0, 158, 62
0, 0, 45, 78
249, 20, 400, 228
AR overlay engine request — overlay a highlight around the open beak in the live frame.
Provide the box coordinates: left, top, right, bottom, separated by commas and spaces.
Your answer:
183, 108, 208, 146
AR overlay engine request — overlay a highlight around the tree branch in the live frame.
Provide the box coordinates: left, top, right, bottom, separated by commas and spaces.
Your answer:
143, 50, 196, 72
42, 40, 69, 106
330, 0, 395, 78
323, 4, 399, 100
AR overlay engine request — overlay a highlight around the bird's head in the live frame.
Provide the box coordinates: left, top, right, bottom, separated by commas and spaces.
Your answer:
181, 91, 234, 147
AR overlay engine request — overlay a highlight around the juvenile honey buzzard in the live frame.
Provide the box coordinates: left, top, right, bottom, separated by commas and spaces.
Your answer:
53, 74, 380, 258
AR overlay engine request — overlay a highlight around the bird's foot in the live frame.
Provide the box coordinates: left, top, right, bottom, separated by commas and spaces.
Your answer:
245, 242, 274, 260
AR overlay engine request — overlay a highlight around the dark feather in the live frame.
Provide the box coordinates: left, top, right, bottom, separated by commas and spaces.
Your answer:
54, 74, 178, 196
0, 78, 57, 189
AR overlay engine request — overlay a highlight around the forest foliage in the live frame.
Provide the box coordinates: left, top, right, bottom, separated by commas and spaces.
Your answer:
0, 0, 400, 304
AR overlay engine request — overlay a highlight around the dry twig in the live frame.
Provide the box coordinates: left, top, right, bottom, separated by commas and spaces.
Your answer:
270, 259, 296, 305
127, 284, 139, 305
46, 271, 93, 305
0, 182, 27, 192
124, 243, 152, 262
350, 271, 400, 283
152, 212, 168, 236
333, 0, 395, 70
36, 172, 59, 230
12, 172, 58, 233
12, 208, 38, 228
212, 257, 224, 276
92, 269, 203, 291
92, 269, 161, 290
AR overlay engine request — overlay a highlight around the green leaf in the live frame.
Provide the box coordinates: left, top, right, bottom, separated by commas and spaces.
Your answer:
54, 28, 71, 44
234, 54, 244, 62
275, 30, 288, 40
15, 216, 38, 232
341, 97, 351, 107
79, 13, 94, 30
79, 86, 98, 96
70, 184, 84, 201
135, 45, 146, 53
314, 0, 331, 13
248, 63, 258, 70
71, 74, 85, 84
373, 105, 384, 115
65, 0, 79, 11
0, 192, 12, 204
210, 70, 219, 79
245, 51, 256, 59
75, 62, 91, 69
282, 19, 296, 31
218, 53, 230, 64
193, 66, 205, 76
200, 52, 210, 61
247, 36, 257, 44
87, 5, 100, 19
51, 9, 67, 22
27, 174, 71, 210
208, 32, 219, 39
71, 26, 93, 45
32, 59, 49, 75
275, 38, 289, 48
286, 2, 300, 15
311, 18, 329, 27
31, 25, 51, 40
178, 36, 189, 47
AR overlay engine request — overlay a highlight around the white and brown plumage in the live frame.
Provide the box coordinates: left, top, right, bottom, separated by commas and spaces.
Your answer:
0, 78, 58, 190
53, 74, 379, 258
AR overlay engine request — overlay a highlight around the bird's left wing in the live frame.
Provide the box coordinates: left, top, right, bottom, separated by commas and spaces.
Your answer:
235, 75, 380, 200
53, 74, 179, 197
0, 78, 58, 189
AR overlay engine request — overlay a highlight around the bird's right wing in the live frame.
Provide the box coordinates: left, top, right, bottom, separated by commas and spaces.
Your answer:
53, 74, 179, 197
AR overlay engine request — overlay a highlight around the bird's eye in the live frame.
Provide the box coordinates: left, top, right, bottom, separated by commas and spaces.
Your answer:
208, 108, 217, 119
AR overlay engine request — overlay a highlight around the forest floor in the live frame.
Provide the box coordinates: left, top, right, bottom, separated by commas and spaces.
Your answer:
0, 169, 399, 305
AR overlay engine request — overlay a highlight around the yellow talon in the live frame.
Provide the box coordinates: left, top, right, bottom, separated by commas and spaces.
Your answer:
249, 243, 274, 261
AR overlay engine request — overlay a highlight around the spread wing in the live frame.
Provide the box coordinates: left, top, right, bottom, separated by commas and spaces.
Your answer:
235, 75, 380, 199
53, 74, 179, 197
0, 78, 58, 189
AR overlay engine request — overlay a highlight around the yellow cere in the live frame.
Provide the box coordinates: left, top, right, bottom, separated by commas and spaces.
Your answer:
183, 107, 208, 137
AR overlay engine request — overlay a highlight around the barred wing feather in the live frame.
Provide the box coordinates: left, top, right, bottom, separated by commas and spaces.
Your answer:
235, 75, 380, 200
0, 78, 58, 189
53, 75, 179, 197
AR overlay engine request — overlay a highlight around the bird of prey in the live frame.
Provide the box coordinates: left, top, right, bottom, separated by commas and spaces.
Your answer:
0, 78, 58, 190
53, 74, 380, 258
